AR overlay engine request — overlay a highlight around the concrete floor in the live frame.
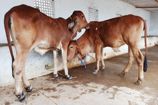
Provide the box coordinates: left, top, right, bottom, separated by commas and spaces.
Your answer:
0, 46, 158, 105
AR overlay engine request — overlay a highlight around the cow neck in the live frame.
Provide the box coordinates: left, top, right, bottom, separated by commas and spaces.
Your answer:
76, 40, 84, 58
76, 39, 86, 59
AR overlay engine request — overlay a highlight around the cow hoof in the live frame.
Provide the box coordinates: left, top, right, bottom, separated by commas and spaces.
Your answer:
65, 75, 72, 80
119, 71, 126, 78
53, 74, 59, 79
16, 92, 25, 102
134, 79, 142, 85
93, 70, 98, 75
102, 66, 105, 70
25, 85, 32, 92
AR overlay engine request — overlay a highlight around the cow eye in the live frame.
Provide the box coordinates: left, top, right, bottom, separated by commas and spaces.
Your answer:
70, 46, 73, 48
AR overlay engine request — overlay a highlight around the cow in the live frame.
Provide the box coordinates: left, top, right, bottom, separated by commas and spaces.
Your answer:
67, 14, 148, 85
4, 4, 88, 101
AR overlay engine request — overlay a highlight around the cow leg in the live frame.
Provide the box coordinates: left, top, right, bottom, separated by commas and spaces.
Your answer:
93, 44, 102, 74
101, 48, 105, 70
14, 50, 28, 101
18, 49, 32, 92
13, 57, 24, 101
131, 47, 144, 85
53, 50, 58, 78
22, 70, 32, 92
61, 45, 72, 80
120, 47, 134, 77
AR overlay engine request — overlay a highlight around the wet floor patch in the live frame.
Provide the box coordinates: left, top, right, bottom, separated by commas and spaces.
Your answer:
0, 46, 158, 105
34, 81, 158, 105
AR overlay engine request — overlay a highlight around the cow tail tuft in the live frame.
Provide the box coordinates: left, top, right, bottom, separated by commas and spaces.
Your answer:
143, 20, 148, 72
143, 55, 148, 72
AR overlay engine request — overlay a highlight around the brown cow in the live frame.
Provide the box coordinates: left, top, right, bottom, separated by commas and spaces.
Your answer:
68, 14, 148, 85
4, 4, 88, 101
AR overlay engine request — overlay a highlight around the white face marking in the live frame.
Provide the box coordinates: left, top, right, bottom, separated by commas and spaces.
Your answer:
68, 21, 75, 29
73, 28, 86, 40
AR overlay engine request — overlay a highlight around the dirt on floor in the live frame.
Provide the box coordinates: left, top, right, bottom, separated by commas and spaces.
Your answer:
0, 46, 158, 105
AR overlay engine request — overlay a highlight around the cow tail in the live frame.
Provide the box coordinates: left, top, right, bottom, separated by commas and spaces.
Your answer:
4, 12, 15, 78
143, 20, 148, 72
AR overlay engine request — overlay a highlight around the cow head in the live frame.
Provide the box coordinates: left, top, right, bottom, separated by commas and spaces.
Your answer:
67, 41, 82, 61
68, 11, 88, 35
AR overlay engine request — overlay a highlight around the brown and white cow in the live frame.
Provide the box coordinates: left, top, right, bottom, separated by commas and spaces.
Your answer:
4, 4, 88, 101
68, 14, 148, 85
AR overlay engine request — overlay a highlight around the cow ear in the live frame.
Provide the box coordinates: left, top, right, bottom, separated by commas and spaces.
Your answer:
68, 21, 75, 29
85, 25, 90, 30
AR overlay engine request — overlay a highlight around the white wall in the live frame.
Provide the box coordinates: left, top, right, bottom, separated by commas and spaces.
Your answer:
0, 0, 152, 43
55, 0, 151, 32
0, 0, 155, 85
150, 11, 158, 36
54, 0, 151, 40
0, 0, 34, 43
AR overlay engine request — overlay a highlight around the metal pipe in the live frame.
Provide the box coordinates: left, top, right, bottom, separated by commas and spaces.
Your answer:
136, 6, 158, 8
0, 41, 14, 47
